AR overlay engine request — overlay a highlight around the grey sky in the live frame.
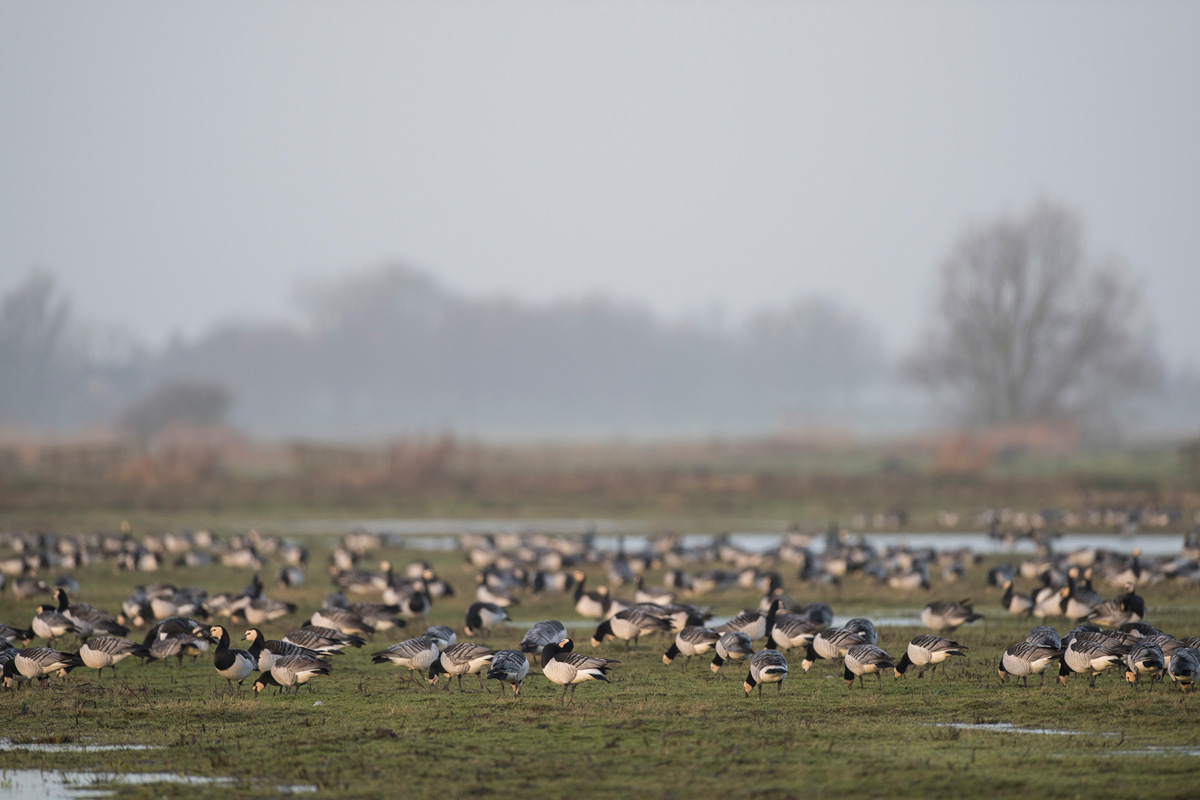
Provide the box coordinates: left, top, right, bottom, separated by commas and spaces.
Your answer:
2, 1, 1198, 365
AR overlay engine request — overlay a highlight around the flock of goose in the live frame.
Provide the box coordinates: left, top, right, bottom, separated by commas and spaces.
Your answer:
2, 524, 1200, 702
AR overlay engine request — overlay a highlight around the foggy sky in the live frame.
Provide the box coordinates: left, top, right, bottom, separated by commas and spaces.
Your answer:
2, 1, 1198, 365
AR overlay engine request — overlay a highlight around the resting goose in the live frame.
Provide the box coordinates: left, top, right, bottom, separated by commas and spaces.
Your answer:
541, 638, 619, 704
662, 625, 720, 667
208, 625, 256, 693
893, 635, 967, 680
520, 620, 569, 655
428, 642, 495, 691
743, 648, 788, 697
371, 636, 441, 685
486, 649, 531, 697
79, 636, 149, 679
844, 644, 895, 688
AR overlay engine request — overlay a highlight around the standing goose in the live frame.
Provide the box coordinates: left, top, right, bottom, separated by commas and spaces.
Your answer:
371, 636, 441, 686
1124, 639, 1165, 686
31, 605, 82, 645
421, 625, 458, 649
710, 631, 754, 674
520, 620, 569, 655
893, 635, 967, 680
208, 625, 256, 694
541, 638, 619, 704
844, 644, 896, 688
79, 636, 149, 679
283, 626, 366, 653
1058, 637, 1126, 687
591, 607, 673, 650
572, 573, 611, 620
921, 600, 983, 634
743, 648, 788, 697
486, 649, 531, 697
13, 646, 83, 687
53, 589, 129, 640
1167, 646, 1200, 692
1000, 581, 1035, 616
464, 602, 508, 638
998, 642, 1063, 686
713, 609, 768, 642
254, 654, 332, 695
243, 629, 330, 672
801, 627, 870, 672
662, 625, 721, 667
428, 642, 495, 691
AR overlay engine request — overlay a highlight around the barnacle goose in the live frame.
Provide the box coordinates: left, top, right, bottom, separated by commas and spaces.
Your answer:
998, 642, 1063, 685
920, 600, 983, 634
428, 642, 495, 691
53, 589, 129, 639
1167, 646, 1200, 692
464, 602, 508, 637
243, 628, 330, 672
743, 648, 788, 697
591, 607, 673, 649
843, 644, 895, 688
893, 635, 967, 680
1124, 639, 1165, 686
486, 649, 531, 697
662, 625, 720, 667
710, 631, 754, 674
32, 605, 82, 645
79, 636, 149, 679
520, 620, 569, 654
371, 636, 440, 685
254, 654, 332, 695
801, 627, 870, 672
422, 625, 458, 649
208, 625, 256, 693
284, 625, 366, 653
541, 638, 619, 704
13, 646, 83, 687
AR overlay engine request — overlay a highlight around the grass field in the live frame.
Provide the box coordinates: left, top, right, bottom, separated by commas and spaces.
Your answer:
2, 522, 1200, 799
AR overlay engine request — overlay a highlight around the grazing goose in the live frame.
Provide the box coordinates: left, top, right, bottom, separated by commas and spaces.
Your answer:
79, 636, 149, 679
1025, 626, 1063, 650
464, 602, 508, 637
1000, 581, 1035, 616
843, 644, 895, 688
1167, 646, 1200, 692
541, 638, 619, 704
1, 621, 36, 645
323, 594, 406, 634
475, 574, 520, 608
634, 576, 675, 605
371, 636, 441, 685
921, 600, 983, 634
243, 629, 330, 672
743, 648, 788, 697
428, 642, 495, 691
520, 620, 569, 654
893, 635, 967, 680
53, 589, 128, 640
1058, 637, 1126, 687
254, 654, 332, 695
713, 609, 767, 642
309, 606, 374, 638
844, 618, 878, 645
284, 626, 366, 653
710, 631, 754, 674
592, 607, 673, 650
421, 625, 458, 649
486, 649, 531, 697
998, 642, 1063, 685
1082, 584, 1146, 628
1124, 639, 1165, 686
801, 627, 870, 672
764, 599, 820, 653
1059, 579, 1103, 620
32, 605, 83, 645
208, 625, 256, 693
13, 646, 83, 687
663, 625, 721, 667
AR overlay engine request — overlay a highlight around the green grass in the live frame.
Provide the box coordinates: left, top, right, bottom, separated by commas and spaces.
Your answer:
3, 526, 1200, 799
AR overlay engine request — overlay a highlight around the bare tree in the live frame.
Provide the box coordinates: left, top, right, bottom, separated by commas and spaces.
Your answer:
904, 199, 1162, 428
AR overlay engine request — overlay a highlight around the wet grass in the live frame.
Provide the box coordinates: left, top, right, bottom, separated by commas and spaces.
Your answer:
3, 533, 1200, 799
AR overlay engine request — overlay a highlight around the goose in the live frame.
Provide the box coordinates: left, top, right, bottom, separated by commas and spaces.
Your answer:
843, 644, 895, 688
710, 631, 754, 674
371, 636, 441, 685
421, 625, 457, 649
420, 568, 456, 600
1058, 637, 1125, 687
309, 607, 375, 638
79, 636, 149, 679
1000, 581, 1035, 616
428, 642, 495, 691
207, 625, 256, 693
520, 620, 569, 654
1025, 626, 1063, 649
634, 576, 675, 606
486, 649, 531, 697
764, 599, 820, 652
243, 628, 330, 672
743, 648, 788, 697
475, 574, 520, 608
323, 594, 406, 633
231, 593, 297, 627
283, 626, 366, 653
1167, 646, 1200, 692
1, 621, 36, 645
920, 599, 983, 633
276, 565, 305, 588
801, 627, 870, 672
713, 609, 767, 642
1059, 573, 1104, 620
13, 646, 83, 687
592, 607, 673, 649
1124, 639, 1165, 686
572, 572, 611, 620
32, 605, 82, 645
254, 654, 332, 695
844, 618, 878, 645
142, 617, 209, 666
541, 638, 619, 704
1082, 584, 1145, 627
662, 625, 721, 667
465, 602, 509, 637
893, 635, 967, 680
998, 642, 1063, 685
53, 589, 129, 640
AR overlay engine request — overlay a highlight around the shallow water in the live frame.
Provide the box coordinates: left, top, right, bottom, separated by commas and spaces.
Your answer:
0, 768, 316, 800
933, 722, 1118, 737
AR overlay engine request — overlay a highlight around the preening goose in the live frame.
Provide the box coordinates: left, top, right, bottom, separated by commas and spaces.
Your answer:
541, 638, 619, 704
743, 648, 788, 697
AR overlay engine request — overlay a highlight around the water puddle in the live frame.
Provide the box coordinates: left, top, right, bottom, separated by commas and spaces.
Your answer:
0, 739, 159, 753
1110, 746, 1200, 757
933, 722, 1118, 737
0, 769, 315, 799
